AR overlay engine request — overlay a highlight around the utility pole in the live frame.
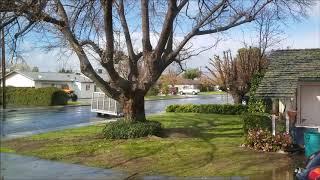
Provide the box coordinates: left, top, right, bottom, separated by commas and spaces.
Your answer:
1, 25, 6, 109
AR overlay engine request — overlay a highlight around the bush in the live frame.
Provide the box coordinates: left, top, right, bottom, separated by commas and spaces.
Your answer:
165, 104, 247, 115
242, 113, 271, 134
0, 87, 68, 106
103, 120, 162, 139
244, 128, 293, 152
146, 86, 159, 96
70, 93, 78, 102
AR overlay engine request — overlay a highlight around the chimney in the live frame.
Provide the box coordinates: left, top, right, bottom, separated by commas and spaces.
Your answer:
97, 69, 103, 74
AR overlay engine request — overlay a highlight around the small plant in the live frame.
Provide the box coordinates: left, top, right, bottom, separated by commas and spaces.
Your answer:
242, 113, 272, 134
244, 128, 293, 152
103, 120, 162, 139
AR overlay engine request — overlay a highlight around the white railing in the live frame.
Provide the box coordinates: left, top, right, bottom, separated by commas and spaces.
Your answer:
91, 92, 123, 116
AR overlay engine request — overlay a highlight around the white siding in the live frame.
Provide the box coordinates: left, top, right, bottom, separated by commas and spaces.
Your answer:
79, 82, 95, 99
4, 73, 35, 87
298, 82, 320, 127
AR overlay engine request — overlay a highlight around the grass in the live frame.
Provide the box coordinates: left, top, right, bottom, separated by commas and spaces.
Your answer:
198, 91, 226, 95
67, 101, 83, 105
0, 113, 293, 177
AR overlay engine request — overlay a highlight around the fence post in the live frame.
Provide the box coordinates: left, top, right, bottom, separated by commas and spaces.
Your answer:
272, 114, 276, 136
285, 113, 290, 134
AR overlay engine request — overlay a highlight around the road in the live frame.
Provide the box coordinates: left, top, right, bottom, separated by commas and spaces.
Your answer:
0, 94, 231, 137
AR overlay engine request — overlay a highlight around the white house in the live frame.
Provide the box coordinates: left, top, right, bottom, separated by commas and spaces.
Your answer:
173, 79, 201, 92
1, 71, 100, 99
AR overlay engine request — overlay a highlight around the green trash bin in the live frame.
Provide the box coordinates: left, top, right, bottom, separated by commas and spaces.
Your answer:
304, 131, 320, 158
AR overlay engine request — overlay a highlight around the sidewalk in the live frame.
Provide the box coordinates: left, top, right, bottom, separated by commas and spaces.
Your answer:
0, 153, 128, 180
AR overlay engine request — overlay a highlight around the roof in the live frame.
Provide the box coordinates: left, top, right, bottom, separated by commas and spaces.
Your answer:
256, 49, 320, 98
5, 71, 93, 83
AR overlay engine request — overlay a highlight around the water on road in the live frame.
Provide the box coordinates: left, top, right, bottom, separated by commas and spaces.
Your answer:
1, 94, 231, 136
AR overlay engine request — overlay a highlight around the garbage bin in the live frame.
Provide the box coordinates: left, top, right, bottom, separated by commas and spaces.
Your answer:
304, 131, 320, 158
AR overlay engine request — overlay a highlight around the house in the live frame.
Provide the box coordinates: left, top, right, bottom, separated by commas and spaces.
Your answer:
173, 79, 201, 92
1, 71, 100, 99
256, 49, 320, 145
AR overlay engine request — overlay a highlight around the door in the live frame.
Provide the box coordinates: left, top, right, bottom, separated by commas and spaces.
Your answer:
300, 85, 320, 126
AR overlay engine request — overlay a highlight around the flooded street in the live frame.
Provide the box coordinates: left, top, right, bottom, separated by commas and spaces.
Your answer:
1, 94, 231, 136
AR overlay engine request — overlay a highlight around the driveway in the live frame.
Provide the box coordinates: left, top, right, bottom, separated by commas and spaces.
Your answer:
1, 94, 231, 138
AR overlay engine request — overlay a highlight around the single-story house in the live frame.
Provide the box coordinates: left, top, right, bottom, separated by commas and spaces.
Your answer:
172, 79, 201, 92
1, 71, 100, 99
256, 49, 320, 145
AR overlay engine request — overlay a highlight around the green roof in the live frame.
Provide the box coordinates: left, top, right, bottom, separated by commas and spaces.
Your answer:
256, 49, 320, 98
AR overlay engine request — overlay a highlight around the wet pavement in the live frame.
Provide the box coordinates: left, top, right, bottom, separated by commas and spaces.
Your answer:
1, 94, 231, 137
0, 153, 128, 180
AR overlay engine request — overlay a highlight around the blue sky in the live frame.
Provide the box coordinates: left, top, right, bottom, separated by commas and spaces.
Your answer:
11, 2, 320, 72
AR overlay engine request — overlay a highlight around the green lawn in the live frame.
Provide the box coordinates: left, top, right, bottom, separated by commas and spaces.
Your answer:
1, 113, 293, 177
198, 91, 226, 95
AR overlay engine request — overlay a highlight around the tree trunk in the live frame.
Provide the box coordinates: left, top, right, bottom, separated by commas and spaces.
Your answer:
232, 93, 243, 104
122, 93, 146, 122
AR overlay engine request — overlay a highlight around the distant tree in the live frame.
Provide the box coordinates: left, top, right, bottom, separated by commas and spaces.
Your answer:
206, 47, 268, 104
183, 68, 201, 80
199, 75, 215, 92
32, 66, 39, 72
160, 67, 181, 87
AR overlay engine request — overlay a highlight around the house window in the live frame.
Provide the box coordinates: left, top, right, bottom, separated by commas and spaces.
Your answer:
86, 84, 90, 91
94, 85, 97, 92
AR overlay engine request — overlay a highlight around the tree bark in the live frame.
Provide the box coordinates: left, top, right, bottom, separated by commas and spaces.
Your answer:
232, 93, 243, 104
122, 92, 146, 122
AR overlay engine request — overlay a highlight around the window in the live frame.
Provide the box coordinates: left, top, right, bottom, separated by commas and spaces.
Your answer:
94, 85, 97, 92
86, 84, 90, 91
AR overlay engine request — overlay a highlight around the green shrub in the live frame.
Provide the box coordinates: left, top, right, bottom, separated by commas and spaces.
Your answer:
146, 86, 159, 96
165, 104, 247, 115
244, 128, 293, 152
0, 87, 68, 106
103, 120, 162, 139
242, 113, 271, 134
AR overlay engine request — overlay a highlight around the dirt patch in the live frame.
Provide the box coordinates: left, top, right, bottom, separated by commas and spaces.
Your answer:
161, 128, 200, 138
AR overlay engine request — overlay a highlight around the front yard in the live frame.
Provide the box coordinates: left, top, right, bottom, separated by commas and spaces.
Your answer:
1, 113, 294, 177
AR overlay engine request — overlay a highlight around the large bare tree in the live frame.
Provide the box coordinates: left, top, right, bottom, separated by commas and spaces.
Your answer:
0, 0, 312, 121
206, 47, 268, 103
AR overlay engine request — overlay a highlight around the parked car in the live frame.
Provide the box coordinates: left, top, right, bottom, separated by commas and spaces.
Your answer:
179, 88, 200, 95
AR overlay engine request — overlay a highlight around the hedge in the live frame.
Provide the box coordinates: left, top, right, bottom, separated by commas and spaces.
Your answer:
242, 113, 272, 134
103, 120, 162, 139
165, 104, 248, 115
0, 87, 68, 106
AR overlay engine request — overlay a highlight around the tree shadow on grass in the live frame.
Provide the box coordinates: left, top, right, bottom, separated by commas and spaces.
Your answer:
110, 115, 245, 176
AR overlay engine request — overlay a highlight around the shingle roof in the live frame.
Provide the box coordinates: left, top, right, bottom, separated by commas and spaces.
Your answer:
256, 49, 320, 98
9, 71, 93, 83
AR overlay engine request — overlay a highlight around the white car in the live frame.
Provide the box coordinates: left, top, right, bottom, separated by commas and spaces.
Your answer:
179, 88, 200, 95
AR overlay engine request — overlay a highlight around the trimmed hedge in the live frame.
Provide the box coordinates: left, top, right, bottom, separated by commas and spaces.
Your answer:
103, 120, 162, 139
0, 87, 68, 106
165, 104, 248, 115
242, 113, 272, 134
